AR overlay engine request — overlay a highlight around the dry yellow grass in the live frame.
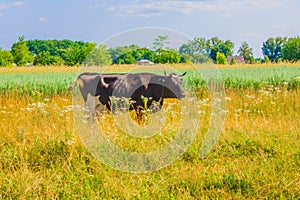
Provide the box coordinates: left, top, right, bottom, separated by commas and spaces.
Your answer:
0, 84, 299, 198
1, 63, 300, 199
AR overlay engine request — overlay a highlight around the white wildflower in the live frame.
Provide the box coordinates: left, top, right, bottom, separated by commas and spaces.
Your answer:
66, 140, 75, 146
225, 96, 232, 101
25, 107, 34, 111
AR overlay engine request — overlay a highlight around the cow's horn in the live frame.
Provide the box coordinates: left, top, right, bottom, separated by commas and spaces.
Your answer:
178, 72, 187, 77
100, 77, 109, 88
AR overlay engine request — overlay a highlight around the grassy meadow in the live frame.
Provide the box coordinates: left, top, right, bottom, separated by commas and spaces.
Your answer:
0, 64, 299, 199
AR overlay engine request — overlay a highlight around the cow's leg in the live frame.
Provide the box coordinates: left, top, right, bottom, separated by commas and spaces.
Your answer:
98, 95, 111, 112
80, 89, 88, 103
135, 107, 144, 122
95, 103, 105, 115
84, 94, 102, 125
149, 98, 163, 113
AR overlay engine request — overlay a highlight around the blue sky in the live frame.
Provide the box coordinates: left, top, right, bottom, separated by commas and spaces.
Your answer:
0, 0, 299, 57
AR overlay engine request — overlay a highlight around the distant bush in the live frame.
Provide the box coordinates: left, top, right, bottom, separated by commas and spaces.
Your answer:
0, 50, 14, 67
230, 58, 236, 65
216, 52, 227, 64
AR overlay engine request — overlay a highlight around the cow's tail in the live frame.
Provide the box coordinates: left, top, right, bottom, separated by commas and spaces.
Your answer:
68, 81, 77, 91
68, 78, 84, 91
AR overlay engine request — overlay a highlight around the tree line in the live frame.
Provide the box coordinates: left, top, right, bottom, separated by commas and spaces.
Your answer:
0, 35, 300, 67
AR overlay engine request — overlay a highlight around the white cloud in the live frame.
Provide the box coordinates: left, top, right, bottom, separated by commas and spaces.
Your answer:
91, 0, 287, 17
221, 14, 231, 17
225, 0, 288, 10
88, 3, 104, 9
101, 0, 204, 17
272, 24, 291, 29
12, 2, 24, 6
37, 17, 47, 22
106, 6, 116, 12
0, 1, 24, 10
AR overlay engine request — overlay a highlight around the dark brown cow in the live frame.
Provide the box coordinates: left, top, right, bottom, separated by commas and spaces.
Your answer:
102, 72, 186, 115
68, 72, 186, 117
68, 72, 124, 102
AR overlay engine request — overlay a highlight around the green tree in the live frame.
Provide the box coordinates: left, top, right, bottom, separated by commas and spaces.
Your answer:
84, 45, 112, 66
238, 42, 254, 63
154, 49, 181, 64
264, 56, 270, 63
115, 52, 136, 64
179, 37, 211, 63
11, 36, 34, 66
249, 57, 255, 64
80, 42, 97, 63
0, 50, 14, 66
34, 51, 64, 65
62, 42, 96, 66
27, 39, 52, 55
179, 37, 207, 55
219, 41, 233, 57
179, 43, 193, 55
153, 35, 169, 51
192, 53, 212, 63
142, 49, 156, 62
216, 52, 227, 64
109, 46, 133, 64
230, 58, 236, 65
206, 37, 234, 62
62, 46, 82, 66
262, 37, 287, 62
180, 53, 193, 63
27, 39, 96, 65
132, 47, 155, 61
282, 37, 300, 62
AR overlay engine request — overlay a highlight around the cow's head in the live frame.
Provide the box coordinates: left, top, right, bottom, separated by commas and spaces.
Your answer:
160, 72, 186, 98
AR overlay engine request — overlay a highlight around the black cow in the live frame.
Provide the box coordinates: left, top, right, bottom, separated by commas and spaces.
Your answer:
68, 72, 124, 103
69, 72, 186, 117
101, 72, 186, 115
68, 72, 124, 115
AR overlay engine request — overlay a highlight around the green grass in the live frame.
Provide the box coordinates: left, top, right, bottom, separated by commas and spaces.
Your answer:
0, 73, 77, 97
1, 66, 299, 97
182, 66, 300, 89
